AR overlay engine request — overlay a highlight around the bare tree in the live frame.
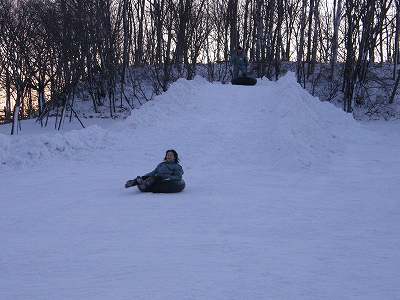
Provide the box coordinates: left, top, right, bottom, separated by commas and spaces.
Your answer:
296, 0, 308, 86
330, 0, 343, 78
1, 0, 400, 127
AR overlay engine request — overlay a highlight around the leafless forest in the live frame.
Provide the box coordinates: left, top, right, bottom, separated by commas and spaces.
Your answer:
1, 0, 400, 133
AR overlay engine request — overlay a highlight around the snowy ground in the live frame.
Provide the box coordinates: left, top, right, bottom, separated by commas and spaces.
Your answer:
1, 73, 400, 299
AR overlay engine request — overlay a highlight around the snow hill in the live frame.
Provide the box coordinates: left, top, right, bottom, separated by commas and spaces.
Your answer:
1, 73, 351, 169
1, 73, 400, 299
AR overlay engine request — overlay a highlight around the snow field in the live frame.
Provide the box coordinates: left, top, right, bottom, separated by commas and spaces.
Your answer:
1, 73, 400, 299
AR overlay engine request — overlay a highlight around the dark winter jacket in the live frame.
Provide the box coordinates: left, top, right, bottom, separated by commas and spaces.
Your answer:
144, 161, 184, 181
230, 51, 248, 79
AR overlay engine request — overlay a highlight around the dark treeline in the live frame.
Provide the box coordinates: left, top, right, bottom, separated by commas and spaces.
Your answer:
0, 0, 399, 133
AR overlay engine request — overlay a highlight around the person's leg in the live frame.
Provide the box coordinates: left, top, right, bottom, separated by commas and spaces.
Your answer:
136, 176, 143, 185
138, 176, 161, 191
125, 178, 138, 188
125, 175, 150, 188
232, 66, 239, 79
239, 65, 247, 77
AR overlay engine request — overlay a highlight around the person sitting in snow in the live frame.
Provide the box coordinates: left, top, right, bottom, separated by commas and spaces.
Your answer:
230, 46, 248, 79
125, 149, 185, 193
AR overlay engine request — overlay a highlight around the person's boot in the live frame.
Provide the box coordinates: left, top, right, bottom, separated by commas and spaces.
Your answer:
136, 176, 144, 185
125, 179, 137, 188
138, 176, 156, 191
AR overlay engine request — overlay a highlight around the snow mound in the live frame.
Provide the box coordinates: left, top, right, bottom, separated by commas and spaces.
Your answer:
259, 72, 355, 169
124, 72, 354, 170
124, 75, 208, 128
0, 126, 113, 168
0, 73, 357, 170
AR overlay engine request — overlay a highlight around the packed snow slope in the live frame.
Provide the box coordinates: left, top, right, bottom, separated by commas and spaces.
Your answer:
1, 73, 400, 299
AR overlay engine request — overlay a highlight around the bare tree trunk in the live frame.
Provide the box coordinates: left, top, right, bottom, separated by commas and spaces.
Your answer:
389, 69, 400, 103
254, 0, 264, 76
343, 0, 357, 113
11, 104, 20, 135
58, 94, 68, 131
297, 0, 308, 86
175, 0, 192, 73
5, 69, 11, 121
120, 0, 132, 107
352, 0, 375, 107
242, 0, 251, 50
11, 91, 23, 135
308, 0, 320, 76
283, 0, 300, 62
305, 0, 315, 77
228, 0, 239, 53
393, 0, 400, 79
310, 0, 320, 73
135, 0, 145, 65
330, 0, 342, 79
275, 0, 284, 80
38, 82, 45, 116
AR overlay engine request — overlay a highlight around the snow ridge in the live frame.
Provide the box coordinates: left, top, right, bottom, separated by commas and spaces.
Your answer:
0, 126, 113, 168
0, 73, 352, 170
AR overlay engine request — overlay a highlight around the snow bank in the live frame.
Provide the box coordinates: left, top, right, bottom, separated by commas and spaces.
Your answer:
0, 126, 113, 168
124, 75, 209, 128
255, 72, 357, 169
0, 73, 356, 170
125, 72, 355, 170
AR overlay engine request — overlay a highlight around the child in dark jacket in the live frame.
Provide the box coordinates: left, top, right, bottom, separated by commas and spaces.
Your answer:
230, 46, 248, 79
